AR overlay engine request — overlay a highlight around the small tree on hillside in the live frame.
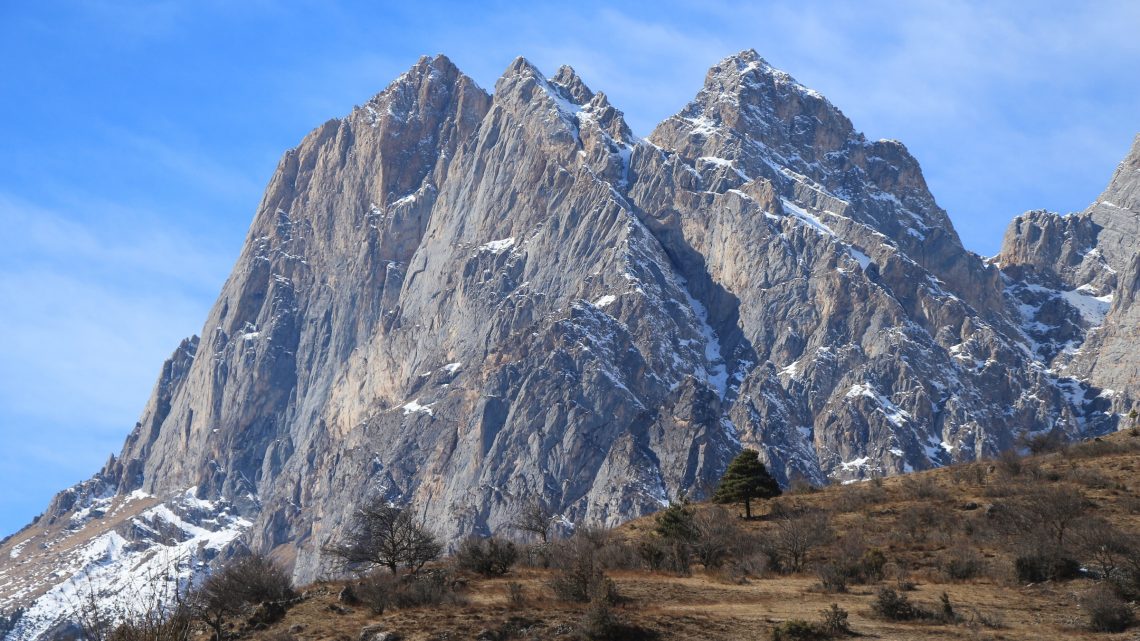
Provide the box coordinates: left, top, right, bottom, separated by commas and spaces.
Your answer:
712, 449, 781, 519
511, 497, 555, 543
323, 500, 442, 575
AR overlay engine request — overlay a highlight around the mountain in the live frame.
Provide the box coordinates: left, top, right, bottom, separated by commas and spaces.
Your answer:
1, 51, 1135, 640
996, 135, 1140, 403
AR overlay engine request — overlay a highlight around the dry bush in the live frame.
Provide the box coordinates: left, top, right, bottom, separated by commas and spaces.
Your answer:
576, 577, 652, 641
1066, 467, 1116, 490
716, 533, 774, 583
691, 506, 742, 569
831, 483, 887, 513
769, 620, 826, 641
636, 537, 690, 575
1082, 584, 1134, 632
990, 484, 1088, 550
1074, 518, 1132, 582
1067, 438, 1128, 460
506, 581, 525, 608
815, 563, 849, 594
894, 504, 948, 544
355, 568, 463, 614
510, 498, 554, 543
770, 604, 852, 640
548, 533, 623, 603
940, 545, 985, 581
454, 536, 518, 576
73, 583, 195, 641
191, 553, 294, 640
872, 587, 931, 621
900, 476, 949, 501
817, 536, 886, 592
1013, 550, 1081, 583
770, 506, 833, 573
995, 448, 1026, 478
950, 463, 988, 486
1021, 430, 1068, 455
788, 477, 820, 495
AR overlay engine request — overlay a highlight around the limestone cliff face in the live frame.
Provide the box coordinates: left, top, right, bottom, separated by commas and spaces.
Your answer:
997, 135, 1140, 411
2, 52, 1134, 638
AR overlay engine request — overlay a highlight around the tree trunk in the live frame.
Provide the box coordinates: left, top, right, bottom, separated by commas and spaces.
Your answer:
744, 499, 752, 520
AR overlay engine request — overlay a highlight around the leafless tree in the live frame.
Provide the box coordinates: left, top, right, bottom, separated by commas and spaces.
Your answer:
690, 506, 741, 569
993, 484, 1087, 549
323, 500, 442, 575
510, 497, 555, 543
770, 505, 833, 573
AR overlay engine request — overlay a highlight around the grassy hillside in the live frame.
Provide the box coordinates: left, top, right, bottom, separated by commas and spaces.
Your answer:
43, 429, 1140, 641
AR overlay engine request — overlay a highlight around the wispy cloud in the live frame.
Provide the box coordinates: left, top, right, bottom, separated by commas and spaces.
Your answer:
0, 193, 229, 531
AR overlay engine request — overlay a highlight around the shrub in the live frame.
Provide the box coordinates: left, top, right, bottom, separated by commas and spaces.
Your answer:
937, 592, 961, 624
895, 504, 945, 544
455, 536, 518, 576
580, 598, 621, 640
995, 449, 1026, 477
770, 605, 851, 640
832, 483, 887, 513
858, 549, 887, 583
872, 587, 929, 621
1083, 584, 1134, 632
1022, 430, 1067, 455
770, 620, 823, 641
771, 506, 832, 573
901, 476, 949, 501
815, 562, 848, 593
689, 506, 741, 570
635, 537, 689, 575
1014, 554, 1081, 583
510, 498, 554, 543
355, 569, 462, 614
818, 604, 851, 636
190, 553, 294, 640
941, 546, 985, 580
1067, 467, 1113, 490
549, 535, 615, 603
506, 582, 525, 608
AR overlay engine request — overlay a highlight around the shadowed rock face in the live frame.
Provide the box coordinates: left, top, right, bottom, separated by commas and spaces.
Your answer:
2, 52, 1135, 635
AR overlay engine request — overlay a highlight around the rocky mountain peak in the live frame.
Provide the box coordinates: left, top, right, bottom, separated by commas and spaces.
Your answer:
550, 64, 595, 104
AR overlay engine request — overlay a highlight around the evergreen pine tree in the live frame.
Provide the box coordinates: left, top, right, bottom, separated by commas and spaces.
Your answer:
654, 494, 697, 542
712, 449, 781, 518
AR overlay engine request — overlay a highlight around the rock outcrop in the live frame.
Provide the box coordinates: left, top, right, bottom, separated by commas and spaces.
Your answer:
997, 135, 1140, 411
2, 52, 1135, 640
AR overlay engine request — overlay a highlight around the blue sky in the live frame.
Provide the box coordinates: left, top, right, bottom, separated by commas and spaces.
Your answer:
1, 0, 1137, 537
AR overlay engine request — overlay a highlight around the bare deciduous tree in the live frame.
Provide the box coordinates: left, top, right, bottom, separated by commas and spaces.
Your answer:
510, 497, 555, 543
770, 505, 833, 573
323, 500, 442, 575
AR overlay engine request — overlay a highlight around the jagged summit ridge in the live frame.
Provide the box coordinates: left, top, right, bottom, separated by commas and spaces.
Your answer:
1, 52, 1135, 641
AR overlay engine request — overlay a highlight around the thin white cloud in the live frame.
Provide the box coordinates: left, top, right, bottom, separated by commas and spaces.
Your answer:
0, 193, 224, 447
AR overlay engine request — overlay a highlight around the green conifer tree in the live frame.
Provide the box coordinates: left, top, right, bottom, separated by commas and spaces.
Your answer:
712, 449, 781, 518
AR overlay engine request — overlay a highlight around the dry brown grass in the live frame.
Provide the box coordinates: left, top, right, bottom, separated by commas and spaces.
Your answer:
233, 431, 1140, 641
12, 432, 1140, 641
